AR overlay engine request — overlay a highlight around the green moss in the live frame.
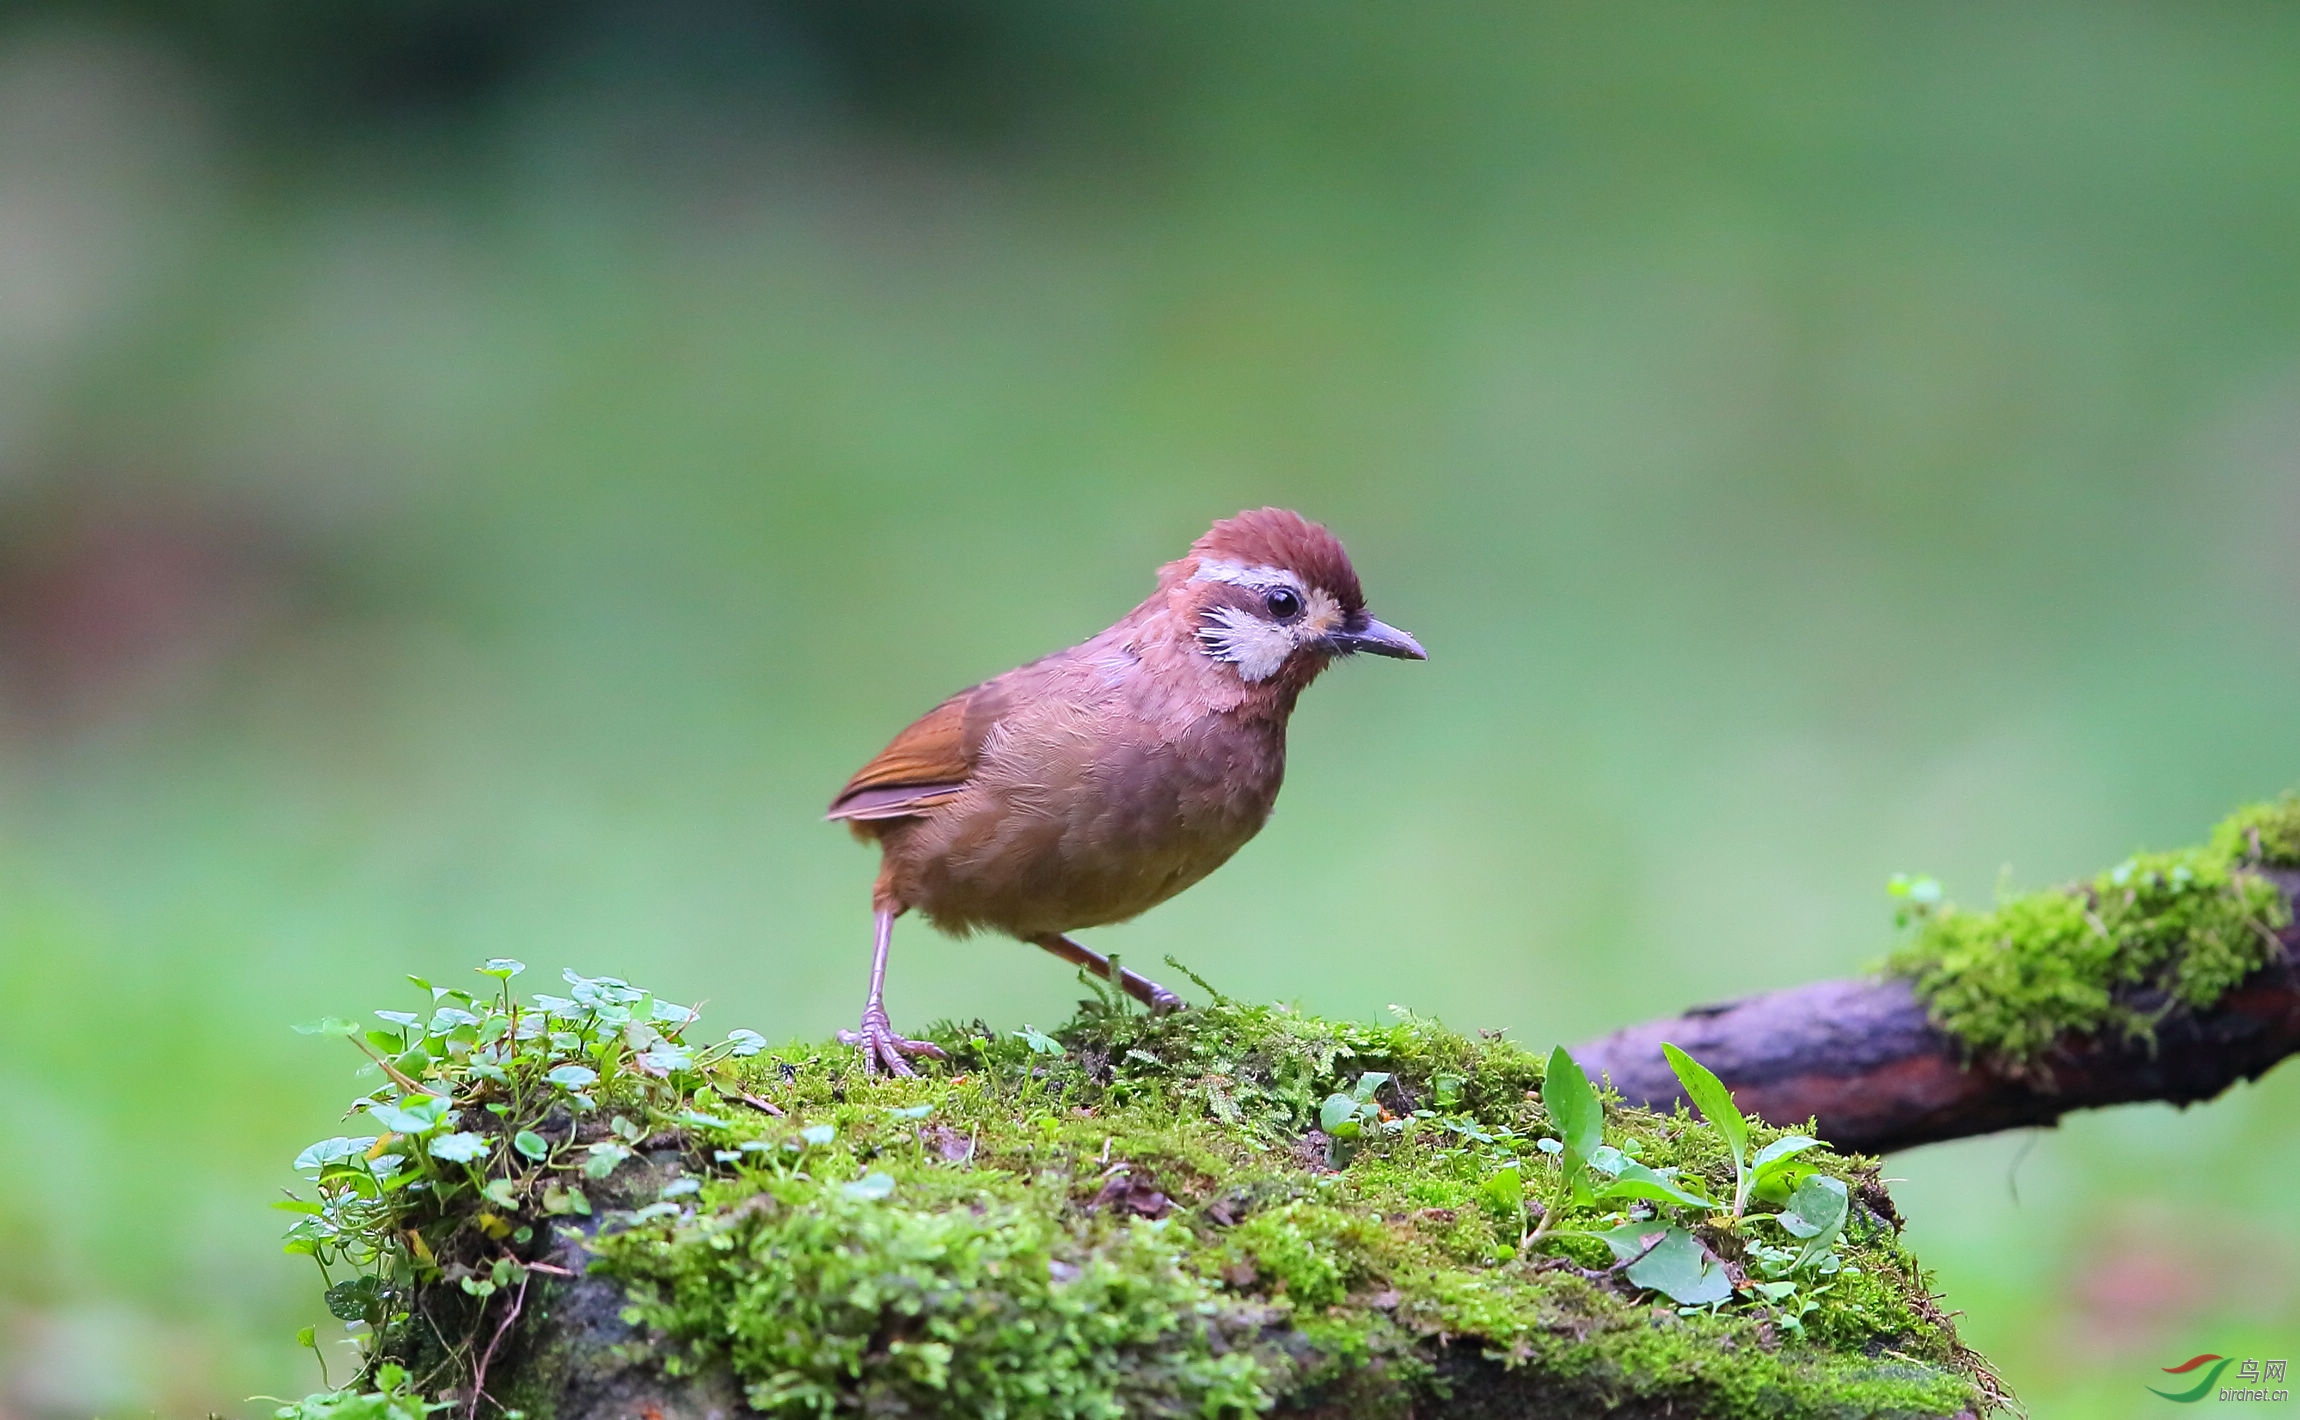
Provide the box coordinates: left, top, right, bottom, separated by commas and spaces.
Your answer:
610, 1175, 1269, 1416
1886, 801, 2295, 1068
285, 968, 1999, 1418
2212, 793, 2300, 868
581, 995, 1993, 1419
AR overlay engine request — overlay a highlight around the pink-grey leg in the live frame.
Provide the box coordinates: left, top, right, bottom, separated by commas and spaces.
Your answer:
1030, 933, 1185, 1014
837, 909, 949, 1076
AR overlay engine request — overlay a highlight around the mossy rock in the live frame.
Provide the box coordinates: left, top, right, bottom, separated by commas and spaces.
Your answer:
284, 794, 2300, 1420
387, 991, 1998, 1420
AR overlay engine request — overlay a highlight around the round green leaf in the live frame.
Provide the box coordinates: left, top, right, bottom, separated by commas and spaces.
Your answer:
427, 1131, 491, 1163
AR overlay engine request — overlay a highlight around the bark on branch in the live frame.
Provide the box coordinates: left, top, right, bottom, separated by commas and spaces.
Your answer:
1575, 869, 2300, 1154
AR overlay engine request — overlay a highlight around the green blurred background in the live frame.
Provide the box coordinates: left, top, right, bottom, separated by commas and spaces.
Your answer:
0, 3, 2296, 1415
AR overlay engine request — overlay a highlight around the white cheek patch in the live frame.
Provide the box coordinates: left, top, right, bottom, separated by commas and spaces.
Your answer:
1196, 604, 1296, 683
1189, 560, 1353, 682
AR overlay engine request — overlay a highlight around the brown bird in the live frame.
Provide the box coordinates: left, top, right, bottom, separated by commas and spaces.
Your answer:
826, 507, 1426, 1074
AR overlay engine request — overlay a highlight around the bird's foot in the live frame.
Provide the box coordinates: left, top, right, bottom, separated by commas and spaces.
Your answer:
837, 1005, 948, 1077
1145, 983, 1185, 1015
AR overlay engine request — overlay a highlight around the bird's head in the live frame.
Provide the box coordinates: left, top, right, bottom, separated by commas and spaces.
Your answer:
1164, 507, 1426, 687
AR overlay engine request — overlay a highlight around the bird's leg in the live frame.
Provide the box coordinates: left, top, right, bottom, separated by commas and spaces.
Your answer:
836, 908, 949, 1076
1030, 933, 1185, 1014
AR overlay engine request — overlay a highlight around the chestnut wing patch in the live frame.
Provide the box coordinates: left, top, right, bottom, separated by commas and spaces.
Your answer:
826, 692, 976, 821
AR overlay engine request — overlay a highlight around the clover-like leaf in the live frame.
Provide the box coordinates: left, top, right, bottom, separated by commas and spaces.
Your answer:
280, 1215, 326, 1252
365, 1094, 451, 1135
513, 1130, 550, 1161
1624, 1226, 1733, 1305
1587, 1221, 1670, 1263
294, 1135, 379, 1173
542, 1183, 591, 1216
563, 969, 644, 1005
325, 1274, 387, 1324
1774, 1174, 1846, 1238
724, 1029, 768, 1057
582, 1141, 630, 1179
546, 1064, 598, 1089
427, 1131, 491, 1163
842, 1171, 896, 1202
651, 999, 700, 1026
1782, 1174, 1849, 1268
636, 1043, 695, 1076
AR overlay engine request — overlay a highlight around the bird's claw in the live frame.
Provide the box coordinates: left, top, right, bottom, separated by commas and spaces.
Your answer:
1147, 985, 1184, 1016
837, 1006, 948, 1077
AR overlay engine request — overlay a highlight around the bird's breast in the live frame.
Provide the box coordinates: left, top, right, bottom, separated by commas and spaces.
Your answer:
894, 703, 1289, 937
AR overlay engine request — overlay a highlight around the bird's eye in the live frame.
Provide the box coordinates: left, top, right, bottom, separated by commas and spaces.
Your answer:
1263, 587, 1303, 621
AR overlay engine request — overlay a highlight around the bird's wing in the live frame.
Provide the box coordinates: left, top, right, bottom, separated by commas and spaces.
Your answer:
826, 690, 978, 821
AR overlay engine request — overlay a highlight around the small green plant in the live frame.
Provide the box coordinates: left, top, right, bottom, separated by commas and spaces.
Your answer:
1518, 1045, 1849, 1318
263, 1363, 446, 1420
1887, 873, 1944, 927
1739, 1174, 1857, 1338
1317, 1070, 1394, 1164
279, 961, 767, 1392
1659, 1042, 1820, 1217
1525, 1044, 1716, 1247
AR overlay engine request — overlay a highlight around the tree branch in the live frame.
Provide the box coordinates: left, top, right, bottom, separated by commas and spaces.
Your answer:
1576, 869, 2300, 1154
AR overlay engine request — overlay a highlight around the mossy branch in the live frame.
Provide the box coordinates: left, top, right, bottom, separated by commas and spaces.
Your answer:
1580, 798, 2300, 1154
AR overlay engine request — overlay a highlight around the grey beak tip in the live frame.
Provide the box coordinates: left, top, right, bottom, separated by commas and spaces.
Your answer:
1346, 617, 1427, 661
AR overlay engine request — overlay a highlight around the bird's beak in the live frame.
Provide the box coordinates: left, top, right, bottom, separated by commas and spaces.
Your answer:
1329, 616, 1427, 661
